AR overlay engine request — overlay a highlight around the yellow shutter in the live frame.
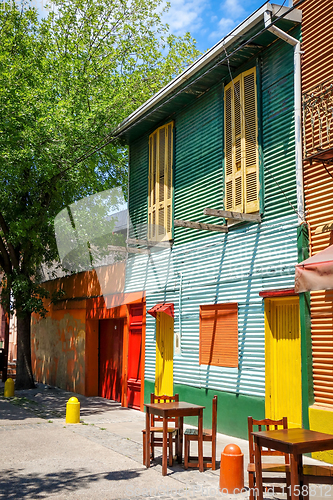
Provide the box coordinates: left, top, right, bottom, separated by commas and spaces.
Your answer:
148, 122, 173, 241
224, 67, 259, 214
224, 86, 233, 211
243, 68, 259, 213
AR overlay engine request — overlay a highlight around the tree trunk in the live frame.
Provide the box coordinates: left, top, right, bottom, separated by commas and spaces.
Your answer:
15, 311, 35, 389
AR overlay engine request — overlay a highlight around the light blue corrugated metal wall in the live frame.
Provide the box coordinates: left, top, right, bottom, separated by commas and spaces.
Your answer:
125, 33, 300, 398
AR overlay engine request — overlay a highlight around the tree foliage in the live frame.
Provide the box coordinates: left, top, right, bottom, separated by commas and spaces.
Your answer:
0, 0, 199, 387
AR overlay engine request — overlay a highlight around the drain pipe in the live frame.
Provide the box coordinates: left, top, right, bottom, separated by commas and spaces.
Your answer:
264, 10, 304, 224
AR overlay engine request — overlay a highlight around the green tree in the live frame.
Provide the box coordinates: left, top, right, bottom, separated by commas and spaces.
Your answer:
0, 0, 199, 388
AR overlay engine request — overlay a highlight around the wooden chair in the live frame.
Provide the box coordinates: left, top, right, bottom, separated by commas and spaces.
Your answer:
302, 463, 333, 499
248, 416, 291, 500
184, 395, 217, 470
142, 393, 180, 466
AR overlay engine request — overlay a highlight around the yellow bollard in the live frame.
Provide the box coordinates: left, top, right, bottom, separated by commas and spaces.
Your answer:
4, 378, 15, 398
66, 396, 80, 424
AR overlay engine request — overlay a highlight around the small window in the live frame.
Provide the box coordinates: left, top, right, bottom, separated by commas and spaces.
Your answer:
148, 122, 173, 241
199, 303, 238, 368
224, 67, 259, 214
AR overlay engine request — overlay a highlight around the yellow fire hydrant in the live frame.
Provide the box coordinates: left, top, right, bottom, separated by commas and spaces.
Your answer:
4, 378, 15, 398
66, 396, 80, 424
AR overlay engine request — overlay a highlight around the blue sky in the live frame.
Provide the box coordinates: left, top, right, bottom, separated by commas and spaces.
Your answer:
162, 0, 291, 53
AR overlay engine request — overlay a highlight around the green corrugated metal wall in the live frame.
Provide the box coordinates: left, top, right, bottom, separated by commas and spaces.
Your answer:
125, 32, 300, 411
128, 136, 148, 240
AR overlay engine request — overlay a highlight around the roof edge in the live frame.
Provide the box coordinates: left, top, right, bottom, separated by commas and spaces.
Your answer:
112, 2, 301, 138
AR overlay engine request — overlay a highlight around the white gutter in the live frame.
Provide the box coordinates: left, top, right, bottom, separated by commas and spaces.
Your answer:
264, 10, 304, 224
113, 3, 301, 138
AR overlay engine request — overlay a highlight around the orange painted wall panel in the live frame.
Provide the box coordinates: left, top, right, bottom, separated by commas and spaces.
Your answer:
32, 307, 86, 395
31, 269, 145, 402
298, 0, 333, 407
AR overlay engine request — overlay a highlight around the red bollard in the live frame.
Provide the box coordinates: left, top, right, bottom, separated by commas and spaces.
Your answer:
219, 443, 244, 494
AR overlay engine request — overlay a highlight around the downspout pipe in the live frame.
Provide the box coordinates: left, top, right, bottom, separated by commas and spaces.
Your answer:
264, 11, 304, 224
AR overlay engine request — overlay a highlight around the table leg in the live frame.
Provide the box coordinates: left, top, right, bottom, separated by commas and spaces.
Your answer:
177, 417, 183, 464
162, 416, 168, 476
145, 409, 150, 468
254, 439, 263, 500
290, 453, 301, 500
297, 454, 304, 500
198, 409, 204, 472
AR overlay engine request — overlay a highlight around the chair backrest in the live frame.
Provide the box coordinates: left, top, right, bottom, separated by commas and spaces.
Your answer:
211, 395, 218, 439
150, 393, 179, 426
248, 416, 289, 464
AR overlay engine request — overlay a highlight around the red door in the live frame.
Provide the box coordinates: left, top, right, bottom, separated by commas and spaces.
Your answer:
99, 319, 123, 402
127, 305, 143, 409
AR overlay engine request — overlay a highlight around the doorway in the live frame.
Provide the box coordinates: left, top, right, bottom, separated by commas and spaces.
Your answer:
99, 318, 123, 402
264, 296, 302, 428
155, 312, 174, 396
127, 304, 143, 409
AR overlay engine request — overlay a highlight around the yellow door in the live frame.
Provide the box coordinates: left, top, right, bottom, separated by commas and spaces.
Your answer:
155, 312, 174, 396
265, 297, 302, 428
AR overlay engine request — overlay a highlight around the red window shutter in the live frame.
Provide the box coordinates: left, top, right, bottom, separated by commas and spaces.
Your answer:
199, 303, 238, 368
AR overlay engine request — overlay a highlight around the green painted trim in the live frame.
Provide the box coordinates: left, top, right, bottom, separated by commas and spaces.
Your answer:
144, 379, 264, 440
297, 223, 314, 429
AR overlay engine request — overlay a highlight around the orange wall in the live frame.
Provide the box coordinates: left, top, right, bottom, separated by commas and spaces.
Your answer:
32, 306, 86, 394
31, 269, 99, 395
32, 269, 145, 399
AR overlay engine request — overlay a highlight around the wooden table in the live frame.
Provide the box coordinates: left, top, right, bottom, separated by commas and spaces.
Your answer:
252, 428, 333, 500
144, 401, 205, 476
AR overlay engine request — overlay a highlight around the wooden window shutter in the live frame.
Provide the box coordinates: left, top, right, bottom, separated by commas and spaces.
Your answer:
224, 67, 259, 214
148, 122, 174, 241
199, 303, 238, 368
243, 68, 259, 213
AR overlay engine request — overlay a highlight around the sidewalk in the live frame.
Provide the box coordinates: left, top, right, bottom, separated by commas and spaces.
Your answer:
0, 382, 331, 500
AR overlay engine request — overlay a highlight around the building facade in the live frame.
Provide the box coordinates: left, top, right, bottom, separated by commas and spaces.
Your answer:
296, 0, 333, 463
114, 3, 304, 437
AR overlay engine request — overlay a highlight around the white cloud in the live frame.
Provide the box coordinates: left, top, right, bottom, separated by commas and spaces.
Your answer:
209, 0, 246, 40
162, 0, 207, 34
209, 17, 235, 40
221, 0, 245, 18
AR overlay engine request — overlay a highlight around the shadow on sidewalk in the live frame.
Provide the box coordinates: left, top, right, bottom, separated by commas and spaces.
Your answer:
0, 383, 138, 421
0, 467, 141, 499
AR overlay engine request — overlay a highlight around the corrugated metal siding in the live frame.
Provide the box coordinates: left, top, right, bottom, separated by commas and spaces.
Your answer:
301, 0, 333, 94
125, 216, 298, 397
303, 141, 333, 408
261, 32, 298, 220
301, 0, 333, 157
126, 35, 299, 398
174, 84, 223, 245
300, 0, 333, 407
128, 136, 149, 240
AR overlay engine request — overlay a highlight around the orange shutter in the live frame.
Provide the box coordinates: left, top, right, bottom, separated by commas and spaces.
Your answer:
199, 303, 238, 368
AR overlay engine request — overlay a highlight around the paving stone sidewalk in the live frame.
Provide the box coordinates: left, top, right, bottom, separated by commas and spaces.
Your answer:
0, 383, 331, 500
